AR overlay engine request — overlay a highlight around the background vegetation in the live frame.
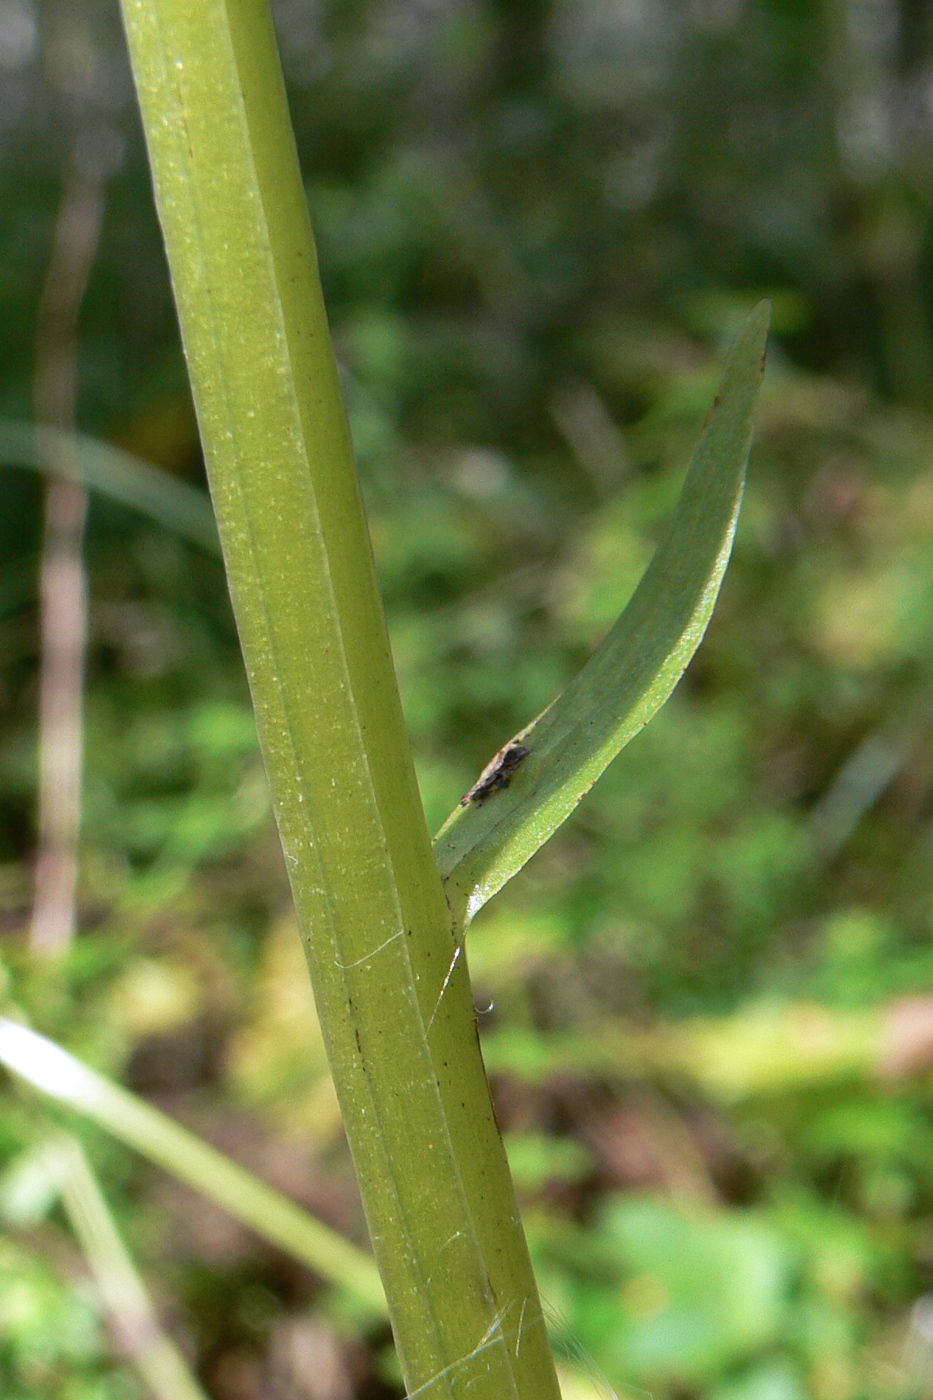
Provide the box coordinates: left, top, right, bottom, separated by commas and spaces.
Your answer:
4, 0, 933, 1396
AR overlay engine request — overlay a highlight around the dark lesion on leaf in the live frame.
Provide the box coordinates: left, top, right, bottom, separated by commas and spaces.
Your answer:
460, 742, 530, 806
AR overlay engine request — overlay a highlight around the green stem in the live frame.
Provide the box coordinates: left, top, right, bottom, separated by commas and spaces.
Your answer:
116, 1, 559, 1395
0, 1017, 385, 1314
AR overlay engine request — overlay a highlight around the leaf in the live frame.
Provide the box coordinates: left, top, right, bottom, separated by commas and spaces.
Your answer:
0, 420, 220, 553
434, 301, 770, 928
0, 1017, 386, 1316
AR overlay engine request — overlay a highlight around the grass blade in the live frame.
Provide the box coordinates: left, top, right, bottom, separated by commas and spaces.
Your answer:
47, 1134, 210, 1400
435, 303, 770, 927
0, 420, 219, 553
0, 1018, 386, 1315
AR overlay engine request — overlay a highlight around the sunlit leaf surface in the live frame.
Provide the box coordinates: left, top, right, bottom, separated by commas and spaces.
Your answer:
435, 303, 769, 926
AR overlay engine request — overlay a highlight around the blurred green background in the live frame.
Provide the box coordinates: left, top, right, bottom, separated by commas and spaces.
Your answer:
6, 0, 933, 1396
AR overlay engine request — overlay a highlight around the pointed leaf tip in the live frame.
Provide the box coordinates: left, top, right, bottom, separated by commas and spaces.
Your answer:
434, 302, 770, 928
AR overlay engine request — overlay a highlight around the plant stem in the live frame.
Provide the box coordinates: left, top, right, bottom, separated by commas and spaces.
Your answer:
30, 141, 106, 956
116, 2, 560, 1393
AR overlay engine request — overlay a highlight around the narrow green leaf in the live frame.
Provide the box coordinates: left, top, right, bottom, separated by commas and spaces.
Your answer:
0, 1017, 387, 1315
48, 1135, 211, 1400
434, 302, 770, 928
0, 421, 220, 553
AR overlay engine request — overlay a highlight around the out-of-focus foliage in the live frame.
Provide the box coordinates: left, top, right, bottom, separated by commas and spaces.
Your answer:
0, 1229, 138, 1397
4, 0, 933, 1396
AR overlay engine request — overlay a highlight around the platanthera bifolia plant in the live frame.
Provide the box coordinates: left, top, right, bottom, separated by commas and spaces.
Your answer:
99, 2, 769, 1395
